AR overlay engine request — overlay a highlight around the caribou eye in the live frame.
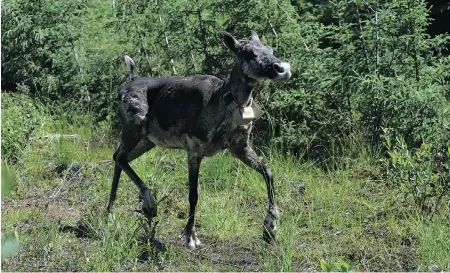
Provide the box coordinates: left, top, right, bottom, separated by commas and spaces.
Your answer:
242, 50, 256, 60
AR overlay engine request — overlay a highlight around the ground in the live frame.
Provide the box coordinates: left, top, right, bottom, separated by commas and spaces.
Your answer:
1, 120, 449, 272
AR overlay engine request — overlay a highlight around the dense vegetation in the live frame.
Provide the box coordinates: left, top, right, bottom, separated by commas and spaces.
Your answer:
2, 0, 449, 271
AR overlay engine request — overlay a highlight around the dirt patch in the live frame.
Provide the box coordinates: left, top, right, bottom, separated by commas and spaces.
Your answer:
208, 244, 260, 271
2, 198, 80, 224
45, 200, 80, 221
134, 227, 261, 271
2, 199, 32, 213
177, 235, 261, 271
2, 196, 42, 212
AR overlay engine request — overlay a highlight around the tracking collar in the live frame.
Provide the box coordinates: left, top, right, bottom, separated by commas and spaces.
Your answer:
222, 85, 264, 125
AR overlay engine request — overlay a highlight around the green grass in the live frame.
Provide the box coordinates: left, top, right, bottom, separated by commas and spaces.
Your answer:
2, 120, 450, 271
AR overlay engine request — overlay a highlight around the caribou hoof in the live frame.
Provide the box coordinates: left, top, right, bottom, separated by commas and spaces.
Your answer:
183, 227, 205, 250
140, 188, 157, 220
263, 206, 279, 244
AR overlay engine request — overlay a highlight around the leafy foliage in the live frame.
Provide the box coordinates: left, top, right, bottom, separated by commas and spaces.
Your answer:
1, 0, 124, 119
1, 93, 42, 164
384, 132, 450, 214
1, 0, 86, 102
2, 0, 449, 154
319, 258, 358, 272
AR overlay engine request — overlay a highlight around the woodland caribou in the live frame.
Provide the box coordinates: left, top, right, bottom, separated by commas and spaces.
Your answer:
107, 31, 291, 249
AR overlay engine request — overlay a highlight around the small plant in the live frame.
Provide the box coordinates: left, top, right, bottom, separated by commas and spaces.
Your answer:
384, 130, 450, 214
318, 258, 358, 272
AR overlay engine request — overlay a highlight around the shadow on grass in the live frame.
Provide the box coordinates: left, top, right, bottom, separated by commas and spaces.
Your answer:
137, 234, 167, 263
59, 220, 98, 239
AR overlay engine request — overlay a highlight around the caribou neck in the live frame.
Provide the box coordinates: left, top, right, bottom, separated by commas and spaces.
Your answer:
222, 63, 255, 107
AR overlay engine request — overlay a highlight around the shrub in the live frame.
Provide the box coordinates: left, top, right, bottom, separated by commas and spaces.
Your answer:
1, 0, 85, 101
1, 93, 42, 164
384, 132, 450, 214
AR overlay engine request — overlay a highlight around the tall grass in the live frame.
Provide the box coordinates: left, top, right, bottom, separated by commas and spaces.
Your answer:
2, 118, 449, 271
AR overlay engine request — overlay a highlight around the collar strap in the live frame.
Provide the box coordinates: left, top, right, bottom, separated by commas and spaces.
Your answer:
242, 74, 256, 85
223, 91, 253, 110
222, 75, 255, 109
223, 91, 235, 106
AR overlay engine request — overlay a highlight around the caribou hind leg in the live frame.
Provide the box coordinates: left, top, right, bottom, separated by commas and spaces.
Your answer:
107, 138, 157, 222
230, 144, 279, 243
107, 158, 122, 213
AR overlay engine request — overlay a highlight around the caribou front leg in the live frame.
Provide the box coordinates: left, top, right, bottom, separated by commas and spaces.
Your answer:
230, 144, 279, 243
184, 152, 204, 250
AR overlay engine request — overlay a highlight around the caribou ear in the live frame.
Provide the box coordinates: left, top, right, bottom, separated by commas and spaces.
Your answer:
250, 30, 260, 42
221, 31, 242, 54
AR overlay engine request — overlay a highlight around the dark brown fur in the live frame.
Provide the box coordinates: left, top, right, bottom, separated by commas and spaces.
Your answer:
107, 31, 291, 249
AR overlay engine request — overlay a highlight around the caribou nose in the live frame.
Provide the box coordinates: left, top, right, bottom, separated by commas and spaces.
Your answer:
273, 63, 285, 73
274, 62, 291, 79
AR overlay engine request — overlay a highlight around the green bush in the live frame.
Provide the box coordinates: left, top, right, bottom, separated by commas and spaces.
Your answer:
1, 0, 85, 102
384, 132, 450, 214
1, 93, 42, 164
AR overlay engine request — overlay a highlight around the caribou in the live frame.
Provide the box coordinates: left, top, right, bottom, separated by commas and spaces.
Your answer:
107, 30, 291, 249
